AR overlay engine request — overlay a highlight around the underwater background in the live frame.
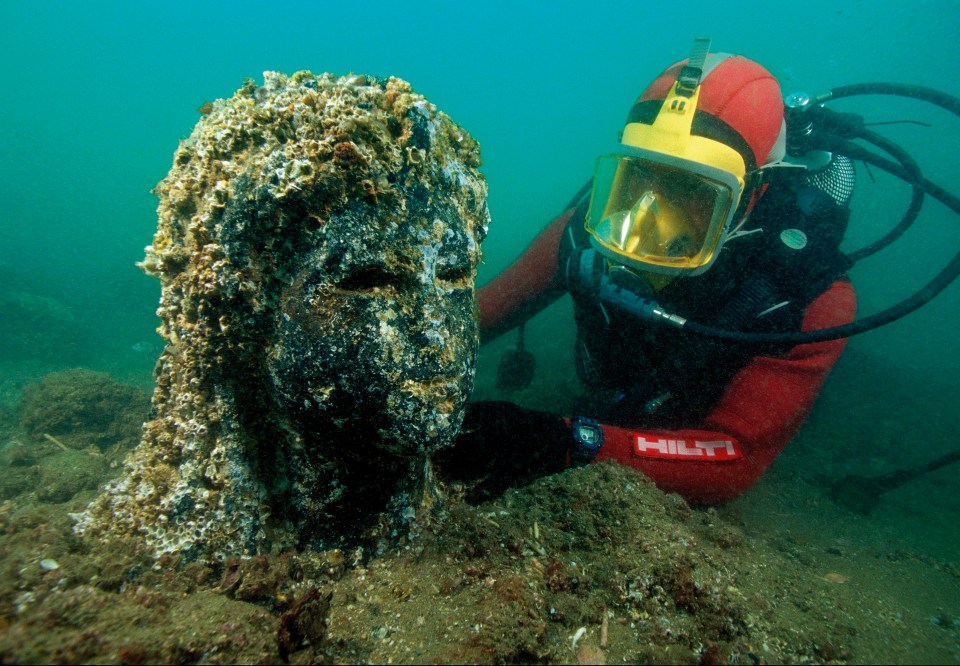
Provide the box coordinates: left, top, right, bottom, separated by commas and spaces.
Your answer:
2, 0, 960, 662
3, 0, 959, 383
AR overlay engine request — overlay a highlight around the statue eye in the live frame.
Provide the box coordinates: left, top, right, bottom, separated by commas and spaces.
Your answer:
335, 265, 400, 294
436, 265, 472, 289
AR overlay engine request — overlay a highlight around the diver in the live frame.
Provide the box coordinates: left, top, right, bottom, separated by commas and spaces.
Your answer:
438, 40, 861, 504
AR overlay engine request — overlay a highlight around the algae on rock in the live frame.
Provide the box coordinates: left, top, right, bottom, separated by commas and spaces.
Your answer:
76, 72, 489, 559
19, 368, 149, 451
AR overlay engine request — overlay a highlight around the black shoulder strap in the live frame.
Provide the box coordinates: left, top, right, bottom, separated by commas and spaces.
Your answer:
558, 189, 594, 275
746, 179, 853, 304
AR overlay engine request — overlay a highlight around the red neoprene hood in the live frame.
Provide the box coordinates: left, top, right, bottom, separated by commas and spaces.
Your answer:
638, 54, 785, 167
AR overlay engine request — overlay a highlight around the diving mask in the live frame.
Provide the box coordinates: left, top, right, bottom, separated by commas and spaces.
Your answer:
585, 146, 743, 275
586, 37, 753, 277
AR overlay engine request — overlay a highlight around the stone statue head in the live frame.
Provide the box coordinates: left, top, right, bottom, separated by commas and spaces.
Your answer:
77, 72, 488, 559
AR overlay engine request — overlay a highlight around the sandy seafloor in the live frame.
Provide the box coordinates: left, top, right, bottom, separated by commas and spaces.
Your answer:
0, 312, 957, 665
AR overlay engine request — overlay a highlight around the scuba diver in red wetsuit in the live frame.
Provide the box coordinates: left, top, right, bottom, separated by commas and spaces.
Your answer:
438, 38, 960, 506
439, 39, 859, 504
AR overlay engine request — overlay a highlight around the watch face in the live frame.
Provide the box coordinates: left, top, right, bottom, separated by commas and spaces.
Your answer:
572, 418, 604, 459
577, 424, 601, 446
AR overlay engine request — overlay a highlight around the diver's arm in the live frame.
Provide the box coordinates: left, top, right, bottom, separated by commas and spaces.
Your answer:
592, 279, 857, 503
446, 280, 855, 504
477, 208, 574, 344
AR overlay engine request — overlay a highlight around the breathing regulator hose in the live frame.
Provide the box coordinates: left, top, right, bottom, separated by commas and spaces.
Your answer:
802, 108, 925, 263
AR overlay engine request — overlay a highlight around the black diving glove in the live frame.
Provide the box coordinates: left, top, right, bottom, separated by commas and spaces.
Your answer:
435, 400, 572, 502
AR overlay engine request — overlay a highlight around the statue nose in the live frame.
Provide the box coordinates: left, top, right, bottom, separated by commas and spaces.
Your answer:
413, 305, 452, 369
401, 294, 472, 377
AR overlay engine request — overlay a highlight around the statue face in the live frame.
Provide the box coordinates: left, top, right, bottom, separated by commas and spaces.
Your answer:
266, 191, 481, 460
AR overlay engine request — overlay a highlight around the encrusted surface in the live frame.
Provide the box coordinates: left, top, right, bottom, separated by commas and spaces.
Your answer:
76, 71, 489, 559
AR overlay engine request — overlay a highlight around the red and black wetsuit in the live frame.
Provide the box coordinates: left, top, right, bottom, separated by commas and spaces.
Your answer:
477, 178, 856, 504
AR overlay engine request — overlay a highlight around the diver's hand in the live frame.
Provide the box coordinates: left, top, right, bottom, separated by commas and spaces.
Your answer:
435, 401, 571, 502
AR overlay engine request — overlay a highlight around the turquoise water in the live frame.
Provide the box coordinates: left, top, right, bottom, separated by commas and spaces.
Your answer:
2, 0, 959, 359
2, 0, 960, 640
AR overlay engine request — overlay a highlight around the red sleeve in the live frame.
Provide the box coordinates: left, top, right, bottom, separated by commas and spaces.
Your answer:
477, 209, 573, 343
593, 279, 857, 504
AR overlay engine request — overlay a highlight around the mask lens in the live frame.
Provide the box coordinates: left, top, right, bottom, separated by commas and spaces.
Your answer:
586, 154, 735, 274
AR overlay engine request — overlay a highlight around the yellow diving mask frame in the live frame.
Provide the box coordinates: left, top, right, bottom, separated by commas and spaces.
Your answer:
585, 38, 750, 277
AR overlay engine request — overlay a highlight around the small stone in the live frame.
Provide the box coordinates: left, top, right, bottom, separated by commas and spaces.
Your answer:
39, 558, 60, 571
577, 642, 606, 665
